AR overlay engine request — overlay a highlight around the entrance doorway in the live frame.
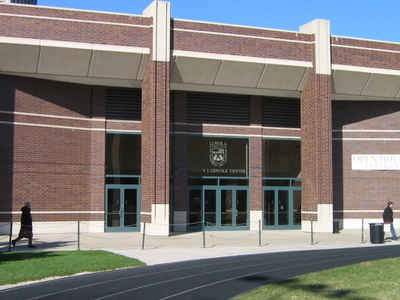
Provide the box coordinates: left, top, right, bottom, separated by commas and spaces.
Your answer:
105, 185, 141, 232
263, 187, 301, 229
188, 186, 249, 230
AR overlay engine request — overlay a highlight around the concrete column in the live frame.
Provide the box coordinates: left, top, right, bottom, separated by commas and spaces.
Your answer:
300, 19, 331, 75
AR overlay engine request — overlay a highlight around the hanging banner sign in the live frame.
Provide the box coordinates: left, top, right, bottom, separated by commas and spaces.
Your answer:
352, 154, 400, 170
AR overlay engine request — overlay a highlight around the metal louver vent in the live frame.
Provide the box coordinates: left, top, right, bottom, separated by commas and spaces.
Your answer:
262, 97, 300, 128
187, 92, 250, 125
106, 88, 141, 120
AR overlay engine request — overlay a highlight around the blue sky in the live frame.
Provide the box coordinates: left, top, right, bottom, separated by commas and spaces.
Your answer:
39, 0, 400, 43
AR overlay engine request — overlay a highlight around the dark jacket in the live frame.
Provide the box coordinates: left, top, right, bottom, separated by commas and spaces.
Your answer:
383, 206, 394, 223
20, 206, 32, 227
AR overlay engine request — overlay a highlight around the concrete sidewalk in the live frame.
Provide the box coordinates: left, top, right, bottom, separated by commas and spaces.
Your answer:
2, 229, 398, 265
110, 229, 398, 265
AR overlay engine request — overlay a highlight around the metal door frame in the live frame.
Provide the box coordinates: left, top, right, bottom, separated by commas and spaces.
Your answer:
105, 184, 141, 232
188, 185, 249, 231
262, 186, 301, 229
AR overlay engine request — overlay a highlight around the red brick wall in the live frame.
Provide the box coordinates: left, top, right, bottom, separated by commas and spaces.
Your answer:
172, 91, 188, 212
332, 37, 400, 70
250, 96, 262, 211
332, 101, 400, 220
0, 5, 151, 47
140, 57, 154, 222
172, 20, 313, 62
2, 4, 400, 230
0, 75, 103, 222
141, 58, 171, 222
301, 72, 333, 221
89, 87, 106, 219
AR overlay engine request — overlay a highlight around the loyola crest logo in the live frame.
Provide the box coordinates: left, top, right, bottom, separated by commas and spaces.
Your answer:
209, 141, 227, 166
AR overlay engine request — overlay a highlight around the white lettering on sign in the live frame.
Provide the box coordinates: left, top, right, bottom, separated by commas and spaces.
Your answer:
202, 168, 246, 174
352, 155, 400, 170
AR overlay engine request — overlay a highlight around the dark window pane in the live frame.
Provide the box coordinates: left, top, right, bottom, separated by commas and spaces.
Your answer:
188, 189, 202, 227
236, 190, 248, 226
263, 139, 301, 178
106, 134, 141, 175
263, 190, 275, 226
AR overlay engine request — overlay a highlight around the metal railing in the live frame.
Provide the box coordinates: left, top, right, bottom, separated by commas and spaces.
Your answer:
0, 219, 383, 253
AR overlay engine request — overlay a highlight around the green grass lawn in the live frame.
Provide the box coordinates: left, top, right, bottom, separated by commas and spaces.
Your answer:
233, 257, 400, 300
0, 250, 145, 286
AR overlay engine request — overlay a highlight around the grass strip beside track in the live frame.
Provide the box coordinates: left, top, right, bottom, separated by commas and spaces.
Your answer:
0, 250, 145, 286
234, 257, 400, 300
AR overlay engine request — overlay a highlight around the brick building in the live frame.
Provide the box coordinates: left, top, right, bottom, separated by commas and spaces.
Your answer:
1, 1, 400, 235
0, 0, 37, 4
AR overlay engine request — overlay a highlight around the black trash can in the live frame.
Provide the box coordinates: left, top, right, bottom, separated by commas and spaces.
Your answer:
333, 221, 340, 233
369, 223, 384, 244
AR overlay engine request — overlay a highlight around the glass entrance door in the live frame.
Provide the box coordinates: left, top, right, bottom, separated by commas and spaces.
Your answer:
106, 185, 140, 232
263, 187, 301, 229
188, 186, 249, 230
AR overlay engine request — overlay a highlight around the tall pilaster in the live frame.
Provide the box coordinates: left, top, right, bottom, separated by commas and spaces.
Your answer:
249, 96, 263, 230
172, 91, 188, 232
90, 86, 106, 232
300, 20, 333, 232
141, 1, 171, 235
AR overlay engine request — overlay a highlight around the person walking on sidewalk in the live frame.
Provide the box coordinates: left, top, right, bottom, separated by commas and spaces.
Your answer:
12, 202, 36, 248
383, 201, 398, 240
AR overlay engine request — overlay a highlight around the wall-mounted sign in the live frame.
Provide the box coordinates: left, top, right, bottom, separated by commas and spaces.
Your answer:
188, 137, 248, 177
209, 141, 227, 167
352, 154, 400, 170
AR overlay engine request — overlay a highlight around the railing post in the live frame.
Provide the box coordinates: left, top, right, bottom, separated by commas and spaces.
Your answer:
310, 220, 314, 245
141, 222, 146, 250
361, 218, 365, 244
202, 220, 206, 248
77, 221, 81, 251
8, 221, 13, 252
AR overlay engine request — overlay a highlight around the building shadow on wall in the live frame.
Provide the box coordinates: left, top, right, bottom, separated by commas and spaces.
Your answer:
0, 74, 98, 233
333, 132, 344, 222
0, 77, 15, 228
332, 100, 400, 225
5, 75, 93, 118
